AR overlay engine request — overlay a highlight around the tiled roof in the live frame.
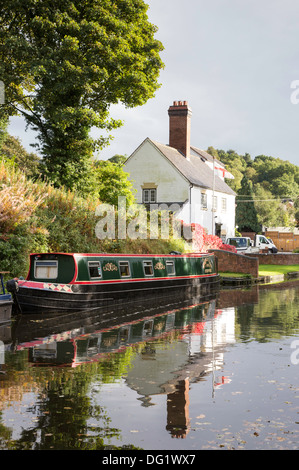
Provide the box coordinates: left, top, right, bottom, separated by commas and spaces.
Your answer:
150, 140, 236, 196
190, 146, 222, 165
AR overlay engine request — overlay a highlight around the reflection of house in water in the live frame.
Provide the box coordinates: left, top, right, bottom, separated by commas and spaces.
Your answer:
166, 379, 190, 439
125, 305, 235, 438
15, 299, 236, 439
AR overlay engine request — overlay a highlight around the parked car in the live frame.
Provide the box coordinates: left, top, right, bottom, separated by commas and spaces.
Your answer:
226, 235, 278, 253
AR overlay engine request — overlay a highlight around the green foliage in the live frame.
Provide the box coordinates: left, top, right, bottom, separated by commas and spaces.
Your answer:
236, 175, 260, 232
0, 117, 8, 148
0, 117, 40, 177
253, 184, 292, 228
0, 0, 164, 192
215, 148, 247, 193
1, 135, 40, 177
0, 159, 103, 276
0, 159, 188, 277
94, 160, 135, 206
108, 154, 127, 166
210, 146, 299, 229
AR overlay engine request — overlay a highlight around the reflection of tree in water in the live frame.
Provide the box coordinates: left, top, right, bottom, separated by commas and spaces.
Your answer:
0, 348, 140, 450
0, 412, 12, 449
235, 287, 299, 342
9, 368, 118, 450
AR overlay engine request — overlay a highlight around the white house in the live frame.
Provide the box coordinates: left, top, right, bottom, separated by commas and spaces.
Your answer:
124, 101, 236, 240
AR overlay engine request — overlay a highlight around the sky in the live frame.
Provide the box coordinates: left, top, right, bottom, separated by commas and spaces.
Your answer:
8, 0, 299, 165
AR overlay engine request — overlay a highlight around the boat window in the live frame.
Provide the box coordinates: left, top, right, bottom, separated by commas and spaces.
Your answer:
88, 261, 102, 279
35, 260, 58, 279
143, 260, 154, 276
119, 261, 131, 277
166, 260, 175, 275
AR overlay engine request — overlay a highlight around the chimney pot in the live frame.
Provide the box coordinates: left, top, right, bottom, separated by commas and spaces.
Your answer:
168, 100, 192, 160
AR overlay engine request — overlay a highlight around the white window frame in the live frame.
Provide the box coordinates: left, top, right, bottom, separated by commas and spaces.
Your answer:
88, 261, 102, 279
166, 260, 175, 276
34, 260, 58, 279
143, 188, 157, 204
143, 260, 154, 276
201, 192, 207, 209
119, 260, 131, 278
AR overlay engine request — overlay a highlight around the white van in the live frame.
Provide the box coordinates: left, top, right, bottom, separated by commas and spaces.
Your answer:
226, 235, 278, 253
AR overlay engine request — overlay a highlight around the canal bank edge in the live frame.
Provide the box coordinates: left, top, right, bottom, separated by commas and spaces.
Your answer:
208, 249, 299, 286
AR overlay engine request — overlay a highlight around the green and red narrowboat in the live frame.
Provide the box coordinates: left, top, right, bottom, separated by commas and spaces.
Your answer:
7, 252, 220, 314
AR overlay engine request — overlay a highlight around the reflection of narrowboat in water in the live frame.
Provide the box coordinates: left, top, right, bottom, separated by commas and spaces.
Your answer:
7, 252, 220, 314
19, 300, 216, 367
14, 298, 234, 440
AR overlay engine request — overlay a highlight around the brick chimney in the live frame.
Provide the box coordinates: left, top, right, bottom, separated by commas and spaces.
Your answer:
168, 100, 192, 160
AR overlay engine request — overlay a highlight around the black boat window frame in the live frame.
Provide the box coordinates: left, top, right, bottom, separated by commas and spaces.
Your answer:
166, 260, 175, 276
143, 260, 154, 277
119, 260, 131, 278
88, 261, 102, 279
34, 260, 58, 280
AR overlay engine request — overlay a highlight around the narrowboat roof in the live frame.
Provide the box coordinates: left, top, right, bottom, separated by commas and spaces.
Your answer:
30, 252, 212, 258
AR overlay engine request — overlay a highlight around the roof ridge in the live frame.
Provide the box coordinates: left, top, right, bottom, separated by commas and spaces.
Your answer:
151, 141, 236, 196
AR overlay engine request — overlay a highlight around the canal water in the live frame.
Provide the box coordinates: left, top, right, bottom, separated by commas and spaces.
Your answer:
0, 282, 298, 451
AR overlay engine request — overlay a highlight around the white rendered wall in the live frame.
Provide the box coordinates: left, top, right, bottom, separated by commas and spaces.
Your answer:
125, 139, 235, 238
124, 139, 190, 204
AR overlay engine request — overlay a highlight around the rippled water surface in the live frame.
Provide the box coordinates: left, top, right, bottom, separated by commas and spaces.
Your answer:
0, 283, 299, 450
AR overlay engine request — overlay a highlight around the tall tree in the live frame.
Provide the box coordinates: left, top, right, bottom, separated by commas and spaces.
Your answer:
217, 148, 248, 192
0, 0, 164, 193
253, 184, 292, 228
236, 175, 261, 232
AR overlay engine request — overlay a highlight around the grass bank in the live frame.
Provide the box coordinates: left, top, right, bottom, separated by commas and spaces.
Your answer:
258, 265, 299, 276
220, 265, 299, 281
219, 272, 252, 278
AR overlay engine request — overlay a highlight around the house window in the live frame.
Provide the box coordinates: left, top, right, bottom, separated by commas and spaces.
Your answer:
143, 260, 154, 276
221, 198, 227, 212
35, 260, 58, 279
143, 188, 156, 204
166, 260, 175, 276
201, 192, 207, 209
88, 261, 102, 279
119, 261, 131, 277
213, 196, 217, 211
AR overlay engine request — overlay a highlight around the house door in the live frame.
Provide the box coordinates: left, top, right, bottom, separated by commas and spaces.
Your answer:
215, 223, 222, 238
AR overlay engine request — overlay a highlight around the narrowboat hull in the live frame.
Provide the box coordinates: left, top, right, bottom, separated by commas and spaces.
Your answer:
8, 252, 220, 314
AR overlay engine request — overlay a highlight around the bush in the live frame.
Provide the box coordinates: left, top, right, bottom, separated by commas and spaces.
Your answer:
181, 222, 237, 253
